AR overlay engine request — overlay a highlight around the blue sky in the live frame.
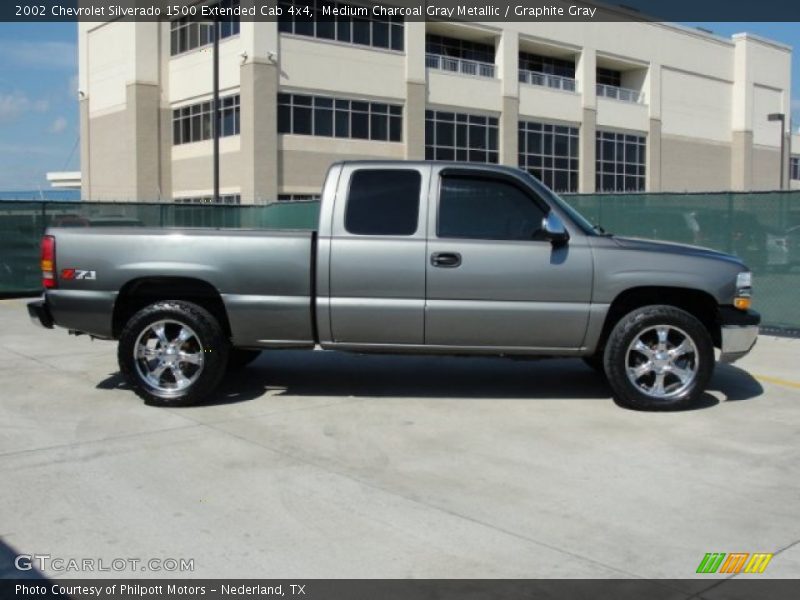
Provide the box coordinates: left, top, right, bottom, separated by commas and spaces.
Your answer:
0, 23, 78, 191
0, 20, 797, 191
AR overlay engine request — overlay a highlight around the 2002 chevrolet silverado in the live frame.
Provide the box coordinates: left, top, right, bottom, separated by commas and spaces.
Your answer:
28, 161, 760, 410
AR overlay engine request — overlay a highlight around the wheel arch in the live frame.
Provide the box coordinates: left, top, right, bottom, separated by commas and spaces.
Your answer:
596, 286, 720, 353
112, 277, 231, 339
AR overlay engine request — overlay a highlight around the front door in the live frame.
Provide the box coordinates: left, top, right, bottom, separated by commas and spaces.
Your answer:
425, 171, 593, 350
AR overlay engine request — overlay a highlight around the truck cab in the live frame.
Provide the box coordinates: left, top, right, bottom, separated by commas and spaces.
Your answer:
317, 162, 592, 352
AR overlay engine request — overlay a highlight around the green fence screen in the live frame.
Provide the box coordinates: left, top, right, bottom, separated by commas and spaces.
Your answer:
1, 192, 799, 331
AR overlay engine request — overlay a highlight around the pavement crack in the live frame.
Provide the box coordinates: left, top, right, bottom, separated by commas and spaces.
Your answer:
0, 423, 203, 461
166, 397, 364, 426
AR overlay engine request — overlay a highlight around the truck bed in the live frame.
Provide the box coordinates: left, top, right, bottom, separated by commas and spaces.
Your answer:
45, 227, 317, 346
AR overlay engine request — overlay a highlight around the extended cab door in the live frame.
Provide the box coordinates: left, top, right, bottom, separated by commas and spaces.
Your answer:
424, 168, 593, 350
325, 164, 430, 345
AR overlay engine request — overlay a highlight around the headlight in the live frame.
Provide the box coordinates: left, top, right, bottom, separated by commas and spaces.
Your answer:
734, 271, 752, 310
736, 272, 752, 289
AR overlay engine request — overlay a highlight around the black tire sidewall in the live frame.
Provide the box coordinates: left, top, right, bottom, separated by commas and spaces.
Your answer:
604, 305, 714, 411
118, 300, 229, 407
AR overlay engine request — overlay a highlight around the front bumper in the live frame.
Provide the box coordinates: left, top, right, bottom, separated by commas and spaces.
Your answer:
718, 307, 760, 363
27, 298, 54, 329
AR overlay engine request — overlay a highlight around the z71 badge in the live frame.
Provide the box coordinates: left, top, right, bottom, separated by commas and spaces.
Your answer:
61, 269, 97, 281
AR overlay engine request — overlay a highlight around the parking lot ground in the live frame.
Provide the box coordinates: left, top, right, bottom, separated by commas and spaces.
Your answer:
0, 298, 798, 591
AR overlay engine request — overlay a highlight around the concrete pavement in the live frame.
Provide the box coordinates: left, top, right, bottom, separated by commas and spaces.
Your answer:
0, 298, 798, 592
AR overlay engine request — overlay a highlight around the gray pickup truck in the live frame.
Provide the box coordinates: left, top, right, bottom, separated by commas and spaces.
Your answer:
29, 161, 759, 410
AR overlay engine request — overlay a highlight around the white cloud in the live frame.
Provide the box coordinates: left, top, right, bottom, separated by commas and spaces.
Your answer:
0, 92, 30, 121
0, 91, 49, 122
48, 116, 68, 134
0, 41, 77, 70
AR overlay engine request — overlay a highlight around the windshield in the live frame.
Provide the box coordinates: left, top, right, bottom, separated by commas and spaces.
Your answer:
521, 172, 598, 236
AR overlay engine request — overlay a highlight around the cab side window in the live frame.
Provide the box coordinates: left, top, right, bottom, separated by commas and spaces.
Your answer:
438, 175, 547, 240
345, 169, 421, 236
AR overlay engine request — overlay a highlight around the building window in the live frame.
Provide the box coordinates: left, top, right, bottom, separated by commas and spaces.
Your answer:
345, 169, 421, 236
438, 175, 548, 241
278, 93, 402, 142
278, 1, 404, 51
425, 34, 494, 63
519, 52, 575, 79
172, 95, 240, 145
175, 194, 241, 205
791, 156, 800, 180
518, 121, 579, 193
278, 194, 321, 202
170, 0, 241, 56
425, 110, 498, 163
596, 130, 646, 192
596, 67, 622, 87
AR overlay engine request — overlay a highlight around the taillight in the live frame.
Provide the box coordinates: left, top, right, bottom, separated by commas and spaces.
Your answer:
41, 235, 56, 289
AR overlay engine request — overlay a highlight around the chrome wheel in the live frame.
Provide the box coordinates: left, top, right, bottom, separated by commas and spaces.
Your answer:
625, 325, 698, 400
133, 320, 204, 397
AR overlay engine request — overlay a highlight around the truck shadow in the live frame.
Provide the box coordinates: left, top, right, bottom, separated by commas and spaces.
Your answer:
97, 351, 763, 409
0, 537, 50, 580
209, 350, 762, 409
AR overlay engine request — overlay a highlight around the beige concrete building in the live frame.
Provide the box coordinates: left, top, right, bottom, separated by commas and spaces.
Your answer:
78, 1, 795, 203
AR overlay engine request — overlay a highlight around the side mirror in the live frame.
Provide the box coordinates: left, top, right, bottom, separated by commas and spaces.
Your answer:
541, 212, 570, 245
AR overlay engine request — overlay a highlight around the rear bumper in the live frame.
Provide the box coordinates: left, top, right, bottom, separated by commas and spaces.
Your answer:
718, 307, 760, 363
27, 298, 54, 329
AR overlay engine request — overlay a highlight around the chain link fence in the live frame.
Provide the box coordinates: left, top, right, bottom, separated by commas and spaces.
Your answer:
2, 192, 799, 331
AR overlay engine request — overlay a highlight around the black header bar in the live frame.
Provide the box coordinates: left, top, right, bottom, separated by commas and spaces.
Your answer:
3, 579, 800, 600
4, 0, 800, 22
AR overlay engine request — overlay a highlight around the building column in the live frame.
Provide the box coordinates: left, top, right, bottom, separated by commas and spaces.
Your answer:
79, 97, 90, 200
240, 59, 279, 203
731, 35, 754, 191
81, 22, 161, 202
782, 131, 791, 190
645, 63, 661, 192
500, 98, 519, 166
647, 118, 662, 192
731, 130, 753, 190
238, 19, 279, 203
497, 29, 518, 166
128, 82, 161, 202
404, 21, 426, 159
405, 82, 426, 160
579, 108, 597, 193
577, 48, 596, 193
157, 104, 173, 201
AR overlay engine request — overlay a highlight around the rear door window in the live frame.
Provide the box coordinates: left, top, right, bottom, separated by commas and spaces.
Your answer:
345, 169, 421, 236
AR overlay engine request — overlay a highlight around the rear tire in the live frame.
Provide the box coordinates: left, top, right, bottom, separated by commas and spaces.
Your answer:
118, 300, 229, 407
603, 305, 714, 411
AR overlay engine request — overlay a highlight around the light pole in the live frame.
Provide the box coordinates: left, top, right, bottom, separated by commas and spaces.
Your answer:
768, 112, 785, 190
212, 16, 221, 204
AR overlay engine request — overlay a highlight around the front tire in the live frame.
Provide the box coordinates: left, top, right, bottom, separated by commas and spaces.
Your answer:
118, 300, 229, 407
604, 305, 714, 411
